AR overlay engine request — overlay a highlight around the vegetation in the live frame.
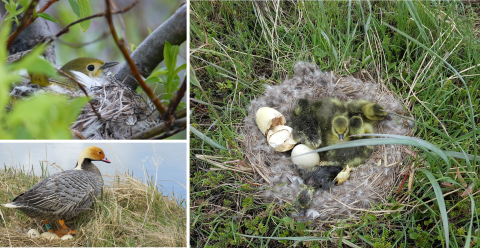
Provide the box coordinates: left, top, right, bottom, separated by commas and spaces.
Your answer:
190, 1, 479, 247
0, 161, 186, 247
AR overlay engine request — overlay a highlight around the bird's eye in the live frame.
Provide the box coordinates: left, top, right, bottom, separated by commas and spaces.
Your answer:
99, 151, 103, 154
87, 65, 95, 71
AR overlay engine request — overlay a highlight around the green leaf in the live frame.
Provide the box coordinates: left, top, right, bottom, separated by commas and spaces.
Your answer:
173, 63, 187, 76
164, 41, 179, 76
190, 126, 229, 150
5, 95, 88, 139
189, 65, 200, 87
145, 76, 161, 85
77, 0, 92, 32
37, 13, 59, 23
68, 0, 80, 17
8, 45, 57, 76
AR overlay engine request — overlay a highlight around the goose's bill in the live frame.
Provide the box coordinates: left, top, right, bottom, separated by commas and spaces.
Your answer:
338, 134, 344, 142
102, 157, 111, 163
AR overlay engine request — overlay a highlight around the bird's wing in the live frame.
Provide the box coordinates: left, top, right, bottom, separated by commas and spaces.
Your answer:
11, 170, 97, 213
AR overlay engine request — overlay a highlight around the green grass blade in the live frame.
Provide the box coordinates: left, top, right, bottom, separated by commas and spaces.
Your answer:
383, 22, 477, 166
417, 169, 448, 248
190, 126, 229, 150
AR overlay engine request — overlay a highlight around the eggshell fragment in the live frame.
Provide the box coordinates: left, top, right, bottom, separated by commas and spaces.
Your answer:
27, 229, 40, 238
291, 144, 320, 169
267, 125, 297, 152
255, 107, 286, 135
335, 165, 353, 185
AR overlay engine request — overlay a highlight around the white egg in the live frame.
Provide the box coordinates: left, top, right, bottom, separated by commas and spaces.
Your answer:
40, 232, 59, 240
61, 234, 74, 240
291, 144, 320, 169
255, 107, 285, 135
267, 125, 297, 152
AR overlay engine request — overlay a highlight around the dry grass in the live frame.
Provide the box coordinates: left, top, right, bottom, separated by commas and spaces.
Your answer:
0, 165, 186, 247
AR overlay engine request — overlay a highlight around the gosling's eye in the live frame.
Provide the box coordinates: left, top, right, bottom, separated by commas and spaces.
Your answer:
87, 65, 95, 71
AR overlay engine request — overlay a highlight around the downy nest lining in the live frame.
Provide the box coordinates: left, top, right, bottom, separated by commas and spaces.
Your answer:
242, 61, 415, 220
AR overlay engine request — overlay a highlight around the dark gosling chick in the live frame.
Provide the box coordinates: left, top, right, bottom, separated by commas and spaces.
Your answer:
290, 99, 322, 149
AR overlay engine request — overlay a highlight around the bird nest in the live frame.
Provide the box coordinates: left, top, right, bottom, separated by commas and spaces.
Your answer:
242, 62, 415, 221
70, 74, 159, 140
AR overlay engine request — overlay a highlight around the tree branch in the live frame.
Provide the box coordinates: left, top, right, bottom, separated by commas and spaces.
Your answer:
105, 0, 167, 116
114, 4, 187, 89
6, 0, 39, 50
130, 115, 187, 139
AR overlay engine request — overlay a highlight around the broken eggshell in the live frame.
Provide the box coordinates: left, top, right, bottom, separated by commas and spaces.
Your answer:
266, 125, 297, 152
255, 107, 286, 135
335, 165, 353, 185
291, 144, 320, 169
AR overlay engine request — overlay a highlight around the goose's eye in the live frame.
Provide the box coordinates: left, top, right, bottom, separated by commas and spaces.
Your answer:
99, 151, 103, 154
87, 65, 95, 71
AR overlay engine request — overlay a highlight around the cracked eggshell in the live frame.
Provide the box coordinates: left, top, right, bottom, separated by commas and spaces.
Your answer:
335, 165, 353, 185
291, 144, 320, 169
267, 125, 297, 152
27, 229, 40, 238
61, 234, 74, 240
255, 107, 286, 135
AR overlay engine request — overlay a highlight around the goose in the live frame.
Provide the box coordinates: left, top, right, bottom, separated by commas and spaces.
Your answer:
2, 146, 110, 237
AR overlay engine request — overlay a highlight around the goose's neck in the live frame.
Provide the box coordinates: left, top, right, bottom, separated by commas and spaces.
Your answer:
75, 158, 102, 175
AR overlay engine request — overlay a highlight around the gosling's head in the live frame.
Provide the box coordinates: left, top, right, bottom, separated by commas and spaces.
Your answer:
331, 116, 349, 141
297, 185, 315, 209
362, 103, 387, 121
349, 116, 364, 136
295, 98, 310, 115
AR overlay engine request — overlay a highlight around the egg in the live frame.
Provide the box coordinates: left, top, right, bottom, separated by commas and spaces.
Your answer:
291, 144, 320, 169
27, 229, 40, 238
61, 234, 74, 240
255, 107, 286, 135
267, 125, 297, 152
40, 232, 59, 240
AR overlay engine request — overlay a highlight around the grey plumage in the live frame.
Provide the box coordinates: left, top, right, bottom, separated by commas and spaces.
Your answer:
3, 146, 109, 223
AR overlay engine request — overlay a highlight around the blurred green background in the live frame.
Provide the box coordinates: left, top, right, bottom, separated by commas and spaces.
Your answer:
43, 0, 187, 139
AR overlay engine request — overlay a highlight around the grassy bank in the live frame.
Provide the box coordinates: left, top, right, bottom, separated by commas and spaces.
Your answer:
0, 164, 186, 247
190, 1, 479, 247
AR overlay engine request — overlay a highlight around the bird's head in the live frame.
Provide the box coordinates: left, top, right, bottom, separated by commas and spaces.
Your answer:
62, 57, 118, 78
294, 99, 310, 115
349, 116, 364, 136
362, 103, 387, 121
76, 146, 111, 170
331, 116, 349, 141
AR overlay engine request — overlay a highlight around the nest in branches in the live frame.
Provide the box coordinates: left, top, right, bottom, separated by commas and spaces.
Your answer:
242, 62, 415, 221
70, 74, 160, 140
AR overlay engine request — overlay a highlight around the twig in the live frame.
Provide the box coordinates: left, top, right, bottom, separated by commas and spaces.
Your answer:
56, 30, 110, 48
56, 69, 106, 124
152, 126, 184, 140
130, 116, 187, 139
397, 160, 415, 194
110, 0, 130, 53
163, 76, 188, 120
105, 0, 167, 117
52, 0, 139, 42
6, 0, 39, 50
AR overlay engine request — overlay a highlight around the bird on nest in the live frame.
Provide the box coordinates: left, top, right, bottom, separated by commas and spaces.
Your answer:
2, 146, 110, 237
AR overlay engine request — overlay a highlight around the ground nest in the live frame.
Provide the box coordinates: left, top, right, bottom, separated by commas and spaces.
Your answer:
242, 61, 415, 221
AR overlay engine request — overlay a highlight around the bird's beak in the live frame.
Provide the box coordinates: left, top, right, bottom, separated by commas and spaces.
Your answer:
100, 62, 119, 70
338, 134, 344, 142
102, 157, 111, 163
